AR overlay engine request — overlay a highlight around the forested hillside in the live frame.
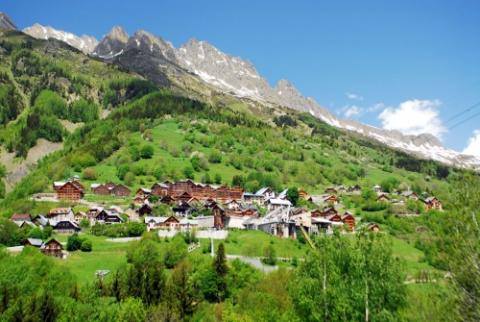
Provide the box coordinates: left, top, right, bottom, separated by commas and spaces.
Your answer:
0, 29, 479, 322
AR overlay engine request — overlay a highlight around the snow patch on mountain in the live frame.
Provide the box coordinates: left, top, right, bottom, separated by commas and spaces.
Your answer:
23, 23, 98, 54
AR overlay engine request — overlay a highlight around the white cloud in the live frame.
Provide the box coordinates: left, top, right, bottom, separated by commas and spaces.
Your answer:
463, 130, 480, 157
343, 105, 362, 118
378, 99, 446, 138
346, 92, 364, 101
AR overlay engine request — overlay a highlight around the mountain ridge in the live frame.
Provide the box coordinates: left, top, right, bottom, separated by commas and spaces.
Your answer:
18, 19, 480, 170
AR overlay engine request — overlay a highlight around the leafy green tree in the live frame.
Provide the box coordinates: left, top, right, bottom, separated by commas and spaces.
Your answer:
66, 234, 83, 251
183, 166, 194, 179
140, 144, 154, 159
170, 261, 196, 318
262, 244, 277, 266
214, 173, 222, 184
290, 233, 406, 321
287, 187, 300, 206
163, 236, 187, 269
214, 243, 228, 301
69, 98, 98, 122
381, 177, 400, 193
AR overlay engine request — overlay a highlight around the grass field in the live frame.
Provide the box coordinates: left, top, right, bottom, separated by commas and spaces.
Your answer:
390, 236, 442, 278
210, 230, 310, 258
47, 228, 436, 285
55, 235, 130, 284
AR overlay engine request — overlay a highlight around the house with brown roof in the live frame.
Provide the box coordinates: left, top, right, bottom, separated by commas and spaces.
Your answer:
341, 212, 356, 231
53, 180, 84, 200
423, 197, 443, 211
41, 239, 64, 258
48, 208, 74, 222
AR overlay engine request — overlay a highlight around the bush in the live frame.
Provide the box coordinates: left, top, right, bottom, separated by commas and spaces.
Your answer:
82, 167, 97, 180
66, 234, 83, 251
80, 239, 92, 252
262, 244, 277, 266
208, 150, 222, 163
140, 144, 154, 159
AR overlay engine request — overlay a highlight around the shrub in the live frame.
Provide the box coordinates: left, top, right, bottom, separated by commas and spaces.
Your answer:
82, 167, 97, 180
208, 150, 222, 163
80, 239, 92, 252
66, 234, 83, 251
262, 244, 277, 265
140, 144, 154, 159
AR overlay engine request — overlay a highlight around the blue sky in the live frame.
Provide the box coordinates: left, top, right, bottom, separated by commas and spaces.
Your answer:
2, 0, 480, 153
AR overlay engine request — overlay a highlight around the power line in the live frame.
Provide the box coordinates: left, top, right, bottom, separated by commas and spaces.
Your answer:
444, 101, 480, 125
448, 109, 480, 130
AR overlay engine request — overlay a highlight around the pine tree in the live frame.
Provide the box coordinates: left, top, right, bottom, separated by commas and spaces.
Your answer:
213, 243, 228, 301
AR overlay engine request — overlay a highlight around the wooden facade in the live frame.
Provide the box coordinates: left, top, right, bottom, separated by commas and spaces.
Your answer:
54, 181, 84, 200
41, 239, 64, 258
150, 180, 244, 202
341, 212, 356, 231
112, 184, 131, 197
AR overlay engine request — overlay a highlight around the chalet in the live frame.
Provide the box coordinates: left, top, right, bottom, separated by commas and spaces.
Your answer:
151, 182, 170, 196
23, 238, 43, 248
94, 209, 123, 224
135, 188, 151, 202
172, 201, 194, 216
336, 185, 347, 193
322, 194, 339, 204
52, 220, 80, 233
137, 203, 153, 216
144, 215, 180, 231
53, 180, 84, 200
91, 183, 110, 195
324, 187, 338, 194
112, 184, 131, 197
341, 212, 356, 231
373, 184, 382, 193
402, 191, 419, 200
266, 198, 292, 211
298, 189, 312, 201
40, 239, 64, 258
255, 187, 276, 201
242, 192, 264, 205
48, 208, 74, 222
423, 197, 443, 211
377, 193, 390, 203
327, 213, 342, 223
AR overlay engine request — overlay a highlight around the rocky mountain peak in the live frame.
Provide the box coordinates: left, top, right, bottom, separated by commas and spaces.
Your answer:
0, 12, 16, 30
108, 25, 129, 43
127, 30, 177, 62
23, 23, 98, 54
92, 25, 129, 59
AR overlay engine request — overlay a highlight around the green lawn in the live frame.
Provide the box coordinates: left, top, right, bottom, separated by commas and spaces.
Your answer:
209, 230, 310, 258
55, 235, 130, 284
390, 236, 441, 278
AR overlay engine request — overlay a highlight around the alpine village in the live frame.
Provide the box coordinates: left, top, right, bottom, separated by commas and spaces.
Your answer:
0, 7, 479, 322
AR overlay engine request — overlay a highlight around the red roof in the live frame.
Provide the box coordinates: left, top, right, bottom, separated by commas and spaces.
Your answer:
11, 213, 32, 221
